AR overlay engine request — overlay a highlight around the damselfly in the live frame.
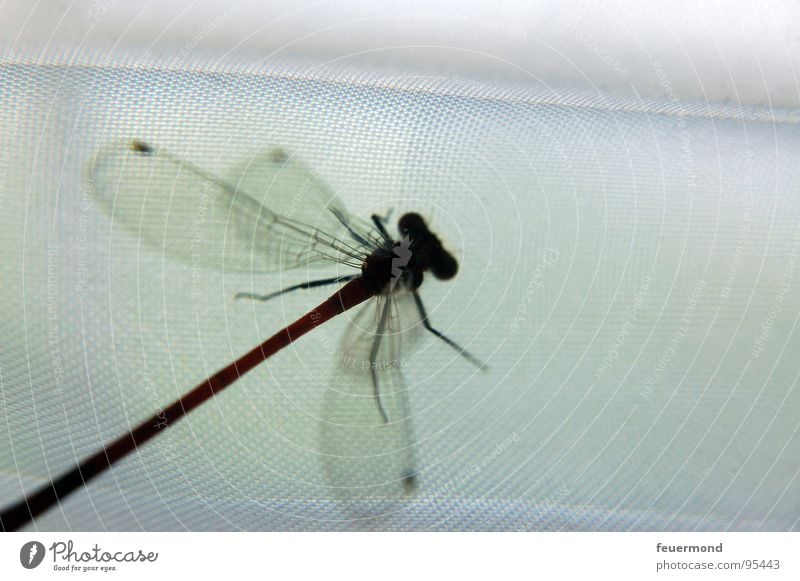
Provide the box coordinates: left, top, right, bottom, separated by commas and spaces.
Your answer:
0, 140, 484, 530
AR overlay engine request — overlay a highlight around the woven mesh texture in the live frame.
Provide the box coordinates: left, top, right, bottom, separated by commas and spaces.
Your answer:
1, 58, 799, 531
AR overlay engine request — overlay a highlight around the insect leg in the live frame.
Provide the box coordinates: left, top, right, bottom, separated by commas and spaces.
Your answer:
235, 274, 357, 302
412, 290, 487, 370
371, 213, 393, 244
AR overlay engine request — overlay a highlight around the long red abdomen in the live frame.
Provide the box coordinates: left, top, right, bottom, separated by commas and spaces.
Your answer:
0, 277, 374, 531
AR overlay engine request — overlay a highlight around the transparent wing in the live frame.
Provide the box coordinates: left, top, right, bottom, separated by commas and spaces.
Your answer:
87, 141, 379, 273
319, 288, 424, 516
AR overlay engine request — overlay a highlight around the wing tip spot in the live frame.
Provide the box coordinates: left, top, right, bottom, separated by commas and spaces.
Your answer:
402, 470, 418, 494
270, 148, 289, 163
130, 140, 154, 155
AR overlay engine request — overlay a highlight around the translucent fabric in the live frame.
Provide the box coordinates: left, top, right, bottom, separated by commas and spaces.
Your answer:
1, 56, 799, 531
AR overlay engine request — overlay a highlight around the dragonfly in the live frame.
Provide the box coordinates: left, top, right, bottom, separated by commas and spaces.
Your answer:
0, 140, 484, 530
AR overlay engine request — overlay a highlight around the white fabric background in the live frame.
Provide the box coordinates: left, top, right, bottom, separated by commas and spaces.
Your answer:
1, 1, 799, 531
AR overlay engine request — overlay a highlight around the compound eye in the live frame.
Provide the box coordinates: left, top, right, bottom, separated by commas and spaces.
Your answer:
398, 213, 426, 236
432, 252, 458, 280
